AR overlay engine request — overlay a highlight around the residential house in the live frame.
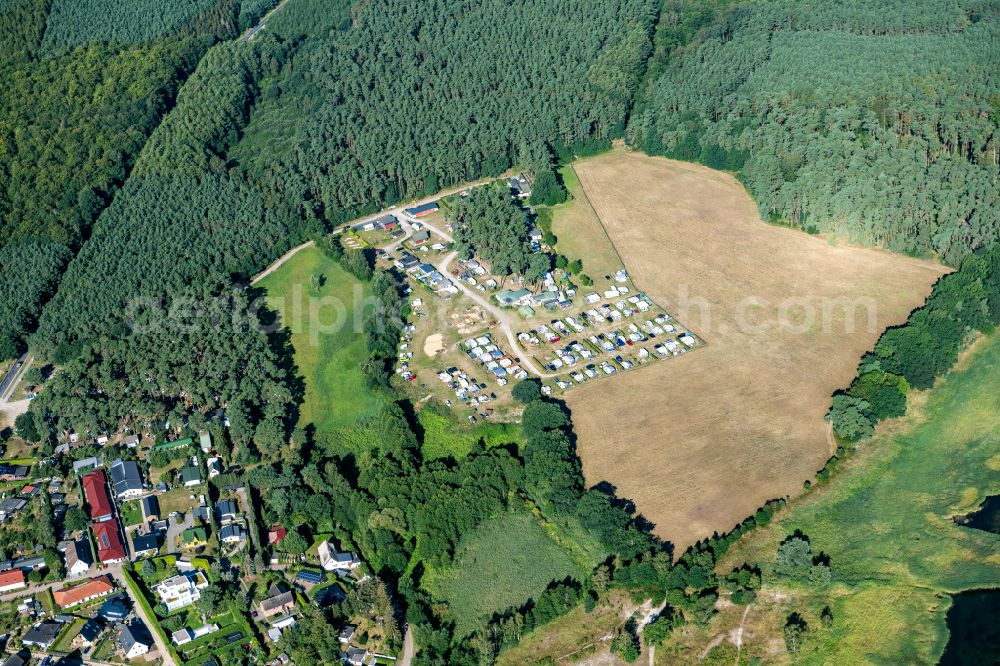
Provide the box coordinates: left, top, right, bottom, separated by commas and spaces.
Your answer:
110, 458, 144, 499
99, 597, 130, 622
22, 621, 61, 649
508, 173, 532, 198
92, 519, 127, 564
132, 532, 160, 558
0, 498, 26, 521
216, 499, 239, 524
207, 457, 222, 478
181, 527, 207, 550
258, 585, 295, 619
268, 526, 287, 545
64, 539, 92, 576
317, 540, 361, 572
118, 621, 153, 660
0, 569, 25, 593
2, 651, 29, 666
338, 625, 356, 644
219, 524, 245, 544
346, 647, 370, 666
179, 466, 202, 488
81, 469, 113, 520
53, 576, 114, 608
72, 456, 102, 474
141, 495, 160, 522
155, 571, 209, 612
76, 618, 103, 646
411, 229, 431, 244
0, 464, 28, 481
122, 434, 140, 449
199, 430, 212, 453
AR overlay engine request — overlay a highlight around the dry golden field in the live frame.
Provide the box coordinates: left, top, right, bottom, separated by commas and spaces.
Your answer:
567, 148, 947, 552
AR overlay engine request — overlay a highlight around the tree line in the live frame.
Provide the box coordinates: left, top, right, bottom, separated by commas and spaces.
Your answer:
830, 242, 1000, 441
629, 0, 999, 266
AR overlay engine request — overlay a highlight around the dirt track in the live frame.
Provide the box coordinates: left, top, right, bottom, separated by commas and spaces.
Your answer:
566, 149, 946, 552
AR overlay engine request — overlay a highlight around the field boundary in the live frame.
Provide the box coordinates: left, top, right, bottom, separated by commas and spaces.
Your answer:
568, 157, 710, 346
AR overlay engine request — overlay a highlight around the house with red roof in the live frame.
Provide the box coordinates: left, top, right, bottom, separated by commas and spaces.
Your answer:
92, 519, 126, 564
81, 470, 113, 521
0, 569, 26, 593
268, 526, 287, 545
53, 576, 114, 608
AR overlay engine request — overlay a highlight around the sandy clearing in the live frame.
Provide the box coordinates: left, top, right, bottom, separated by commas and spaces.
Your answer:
566, 149, 947, 552
423, 332, 445, 357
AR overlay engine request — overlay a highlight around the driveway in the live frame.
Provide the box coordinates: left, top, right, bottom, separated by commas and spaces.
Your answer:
165, 511, 193, 552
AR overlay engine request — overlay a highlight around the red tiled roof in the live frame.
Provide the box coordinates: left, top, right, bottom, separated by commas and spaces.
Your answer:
92, 519, 126, 562
268, 526, 287, 544
53, 576, 113, 607
0, 569, 25, 588
82, 470, 113, 519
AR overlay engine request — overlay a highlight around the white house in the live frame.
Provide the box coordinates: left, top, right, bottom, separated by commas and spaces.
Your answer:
318, 541, 361, 572
155, 571, 209, 612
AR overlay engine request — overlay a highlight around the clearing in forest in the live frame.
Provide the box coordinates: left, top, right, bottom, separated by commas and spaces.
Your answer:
424, 513, 600, 639
566, 148, 947, 552
257, 246, 389, 437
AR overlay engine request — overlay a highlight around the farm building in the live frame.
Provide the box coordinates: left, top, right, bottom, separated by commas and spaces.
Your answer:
405, 202, 439, 217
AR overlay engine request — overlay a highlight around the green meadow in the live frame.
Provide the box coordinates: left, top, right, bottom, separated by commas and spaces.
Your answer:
257, 246, 389, 438
424, 513, 589, 639
718, 333, 1000, 664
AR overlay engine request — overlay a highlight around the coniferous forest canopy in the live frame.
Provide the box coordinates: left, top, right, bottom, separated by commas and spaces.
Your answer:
630, 0, 999, 265
2, 0, 999, 662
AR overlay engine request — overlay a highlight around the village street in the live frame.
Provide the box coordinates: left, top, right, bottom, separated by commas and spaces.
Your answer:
105, 563, 176, 666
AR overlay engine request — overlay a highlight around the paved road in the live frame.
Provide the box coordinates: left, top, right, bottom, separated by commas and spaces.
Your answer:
410, 215, 557, 379
106, 564, 176, 666
0, 352, 28, 400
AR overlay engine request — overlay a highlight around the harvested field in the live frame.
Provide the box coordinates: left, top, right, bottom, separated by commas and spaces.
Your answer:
567, 148, 947, 552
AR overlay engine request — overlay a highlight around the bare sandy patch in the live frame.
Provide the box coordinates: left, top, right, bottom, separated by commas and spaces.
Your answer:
423, 332, 446, 357
566, 148, 947, 552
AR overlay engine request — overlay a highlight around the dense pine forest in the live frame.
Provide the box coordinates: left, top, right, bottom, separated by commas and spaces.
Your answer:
2, 0, 999, 661
0, 0, 262, 356
630, 0, 999, 265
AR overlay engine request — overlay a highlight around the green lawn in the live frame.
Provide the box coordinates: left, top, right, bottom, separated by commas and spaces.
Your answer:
718, 333, 1000, 664
418, 407, 524, 459
424, 513, 588, 638
119, 499, 143, 527
258, 245, 389, 439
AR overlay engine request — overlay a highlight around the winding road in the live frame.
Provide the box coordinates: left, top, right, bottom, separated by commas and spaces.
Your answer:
405, 215, 558, 379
